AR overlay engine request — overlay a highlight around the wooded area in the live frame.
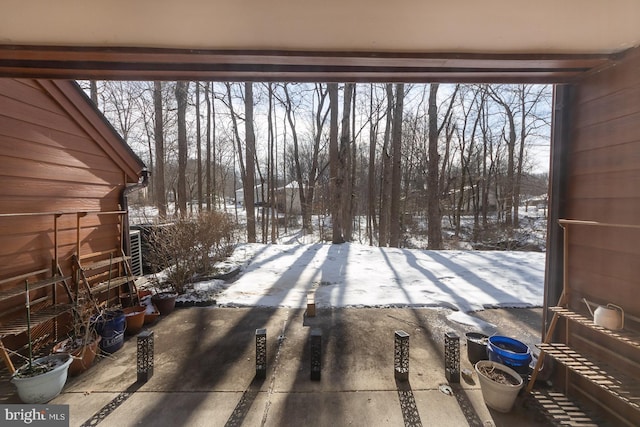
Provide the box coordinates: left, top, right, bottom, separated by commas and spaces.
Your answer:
81, 81, 551, 249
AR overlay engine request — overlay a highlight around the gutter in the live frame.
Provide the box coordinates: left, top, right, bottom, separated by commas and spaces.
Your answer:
120, 170, 150, 257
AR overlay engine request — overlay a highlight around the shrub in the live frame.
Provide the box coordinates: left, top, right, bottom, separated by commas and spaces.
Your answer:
148, 211, 237, 294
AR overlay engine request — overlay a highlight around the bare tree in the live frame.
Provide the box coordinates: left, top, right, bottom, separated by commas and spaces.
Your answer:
224, 83, 247, 214
489, 87, 516, 227
379, 84, 394, 247
389, 83, 404, 247
175, 81, 189, 217
204, 82, 212, 211
366, 84, 383, 245
195, 82, 203, 211
340, 83, 355, 241
426, 84, 458, 249
244, 82, 257, 243
153, 81, 167, 219
90, 81, 98, 105
328, 83, 344, 243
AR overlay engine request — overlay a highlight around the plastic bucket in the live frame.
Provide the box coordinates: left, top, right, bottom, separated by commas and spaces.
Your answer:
487, 335, 531, 375
465, 332, 489, 364
93, 310, 126, 354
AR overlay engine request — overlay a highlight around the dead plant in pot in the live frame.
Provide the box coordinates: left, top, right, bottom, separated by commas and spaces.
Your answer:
52, 294, 101, 376
474, 360, 524, 413
11, 280, 73, 403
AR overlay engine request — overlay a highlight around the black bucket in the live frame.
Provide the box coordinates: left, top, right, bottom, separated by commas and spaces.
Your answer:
465, 332, 489, 364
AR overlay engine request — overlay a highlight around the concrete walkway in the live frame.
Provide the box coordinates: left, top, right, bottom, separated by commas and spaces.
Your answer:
3, 307, 550, 426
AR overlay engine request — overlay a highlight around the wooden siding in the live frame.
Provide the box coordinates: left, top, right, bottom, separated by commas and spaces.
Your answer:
561, 46, 640, 424
0, 78, 137, 318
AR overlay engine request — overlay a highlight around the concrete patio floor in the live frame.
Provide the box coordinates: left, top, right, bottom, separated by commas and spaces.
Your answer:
1, 307, 551, 426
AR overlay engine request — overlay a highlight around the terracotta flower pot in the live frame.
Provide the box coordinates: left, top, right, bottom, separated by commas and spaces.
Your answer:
138, 289, 153, 300
123, 305, 146, 335
53, 333, 101, 376
151, 292, 178, 315
143, 303, 160, 324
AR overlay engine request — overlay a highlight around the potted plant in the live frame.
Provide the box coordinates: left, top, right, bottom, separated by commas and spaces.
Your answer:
147, 213, 235, 313
52, 295, 101, 376
122, 305, 146, 335
151, 291, 178, 315
11, 281, 72, 403
475, 360, 524, 413
90, 274, 126, 354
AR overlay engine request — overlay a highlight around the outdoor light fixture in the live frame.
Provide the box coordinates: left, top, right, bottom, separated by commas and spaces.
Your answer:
310, 328, 322, 381
444, 331, 460, 383
256, 328, 267, 379
394, 330, 410, 381
137, 330, 154, 383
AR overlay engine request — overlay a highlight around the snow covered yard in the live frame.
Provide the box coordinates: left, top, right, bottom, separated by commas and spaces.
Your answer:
194, 242, 545, 320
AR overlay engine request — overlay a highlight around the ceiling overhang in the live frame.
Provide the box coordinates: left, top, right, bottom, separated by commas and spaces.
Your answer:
0, 1, 639, 82
0, 46, 621, 83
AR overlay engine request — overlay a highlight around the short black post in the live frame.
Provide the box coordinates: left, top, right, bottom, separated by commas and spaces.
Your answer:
256, 328, 267, 379
137, 330, 154, 383
444, 331, 460, 383
310, 328, 322, 381
394, 330, 410, 381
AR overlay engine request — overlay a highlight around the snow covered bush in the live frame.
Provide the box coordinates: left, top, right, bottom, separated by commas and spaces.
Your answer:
148, 211, 237, 294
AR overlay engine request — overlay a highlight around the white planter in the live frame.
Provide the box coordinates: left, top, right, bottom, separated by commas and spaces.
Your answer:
475, 360, 524, 413
11, 353, 72, 403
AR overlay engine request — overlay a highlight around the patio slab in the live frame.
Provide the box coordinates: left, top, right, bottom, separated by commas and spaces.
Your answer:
1, 307, 550, 426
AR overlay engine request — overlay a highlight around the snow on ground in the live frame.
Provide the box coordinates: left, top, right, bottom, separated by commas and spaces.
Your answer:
132, 202, 547, 329
196, 242, 545, 319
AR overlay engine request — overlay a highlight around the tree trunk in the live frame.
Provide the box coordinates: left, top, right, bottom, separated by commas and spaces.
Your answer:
504, 109, 516, 227
90, 81, 98, 106
211, 83, 217, 209
245, 82, 257, 243
367, 84, 379, 246
175, 81, 189, 217
378, 84, 394, 247
427, 84, 443, 249
283, 84, 311, 233
205, 82, 212, 211
225, 83, 247, 205
153, 81, 167, 219
514, 84, 527, 228
328, 83, 344, 243
268, 83, 277, 243
340, 83, 354, 241
195, 82, 203, 211
389, 83, 404, 247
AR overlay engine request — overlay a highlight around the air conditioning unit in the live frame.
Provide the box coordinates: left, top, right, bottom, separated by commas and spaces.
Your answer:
129, 230, 143, 276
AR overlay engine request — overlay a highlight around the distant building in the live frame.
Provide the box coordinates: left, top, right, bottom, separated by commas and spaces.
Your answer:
235, 182, 303, 214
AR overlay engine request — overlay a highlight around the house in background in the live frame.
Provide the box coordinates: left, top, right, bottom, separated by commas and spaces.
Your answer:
275, 182, 302, 215
0, 78, 147, 371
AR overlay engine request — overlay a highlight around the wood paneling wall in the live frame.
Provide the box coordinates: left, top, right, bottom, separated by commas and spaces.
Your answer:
567, 48, 640, 311
0, 78, 128, 296
561, 47, 640, 424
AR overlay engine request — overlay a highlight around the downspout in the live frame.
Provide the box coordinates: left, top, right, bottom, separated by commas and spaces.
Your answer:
120, 170, 150, 257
